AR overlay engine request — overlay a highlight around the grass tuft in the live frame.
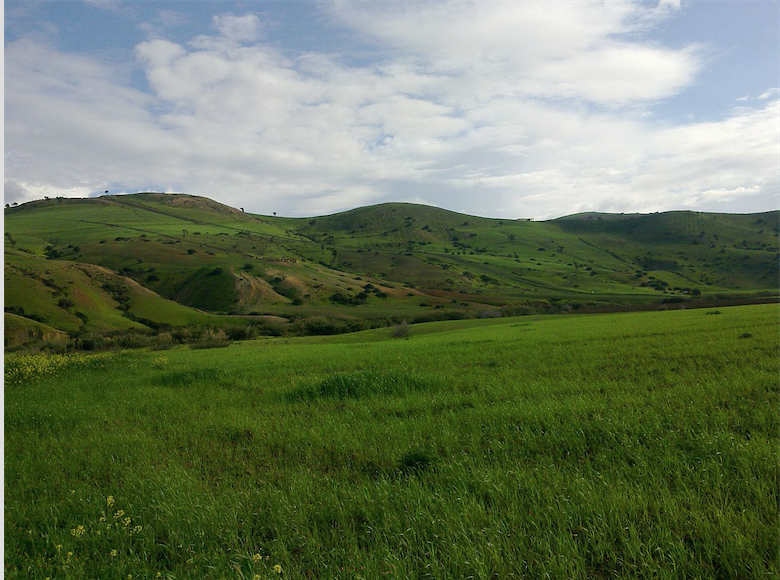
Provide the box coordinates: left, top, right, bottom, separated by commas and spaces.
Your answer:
397, 448, 437, 474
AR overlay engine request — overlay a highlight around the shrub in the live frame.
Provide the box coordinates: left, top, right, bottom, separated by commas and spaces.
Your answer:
297, 316, 349, 336
190, 329, 231, 350
660, 297, 687, 304
389, 322, 411, 339
151, 332, 176, 350
329, 291, 367, 306
74, 333, 111, 351
57, 298, 75, 309
479, 310, 502, 319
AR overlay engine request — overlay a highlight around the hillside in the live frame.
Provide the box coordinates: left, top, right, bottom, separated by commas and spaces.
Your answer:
4, 193, 778, 344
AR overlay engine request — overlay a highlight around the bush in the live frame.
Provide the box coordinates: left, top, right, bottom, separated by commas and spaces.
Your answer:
116, 332, 156, 350
151, 332, 176, 350
74, 333, 111, 351
329, 291, 367, 306
389, 322, 411, 339
57, 298, 75, 309
190, 329, 231, 350
479, 310, 502, 319
411, 310, 471, 324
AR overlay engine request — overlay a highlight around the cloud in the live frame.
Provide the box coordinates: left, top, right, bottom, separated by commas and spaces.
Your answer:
328, 0, 702, 107
458, 99, 780, 218
212, 13, 262, 44
4, 4, 778, 218
4, 181, 29, 204
139, 9, 190, 38
758, 87, 780, 100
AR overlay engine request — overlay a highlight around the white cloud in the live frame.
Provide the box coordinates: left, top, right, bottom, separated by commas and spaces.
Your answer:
328, 0, 702, 107
4, 3, 778, 219
4, 181, 30, 204
758, 87, 780, 100
212, 13, 262, 44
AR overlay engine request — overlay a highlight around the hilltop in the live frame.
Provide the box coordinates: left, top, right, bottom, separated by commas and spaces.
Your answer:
4, 193, 778, 347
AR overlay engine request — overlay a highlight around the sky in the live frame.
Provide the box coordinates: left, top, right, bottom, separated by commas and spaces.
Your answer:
4, 0, 779, 219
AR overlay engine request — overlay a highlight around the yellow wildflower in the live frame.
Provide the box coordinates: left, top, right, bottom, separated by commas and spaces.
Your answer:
252, 553, 263, 563
123, 517, 132, 527
107, 496, 115, 507
71, 525, 85, 537
114, 510, 125, 518
273, 564, 282, 574
110, 549, 118, 557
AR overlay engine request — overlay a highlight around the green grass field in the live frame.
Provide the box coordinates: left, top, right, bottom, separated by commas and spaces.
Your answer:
5, 304, 778, 579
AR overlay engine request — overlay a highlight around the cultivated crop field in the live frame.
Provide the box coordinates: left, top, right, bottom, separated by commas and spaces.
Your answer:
5, 304, 778, 579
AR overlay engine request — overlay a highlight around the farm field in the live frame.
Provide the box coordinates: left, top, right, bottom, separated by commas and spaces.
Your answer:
5, 303, 778, 579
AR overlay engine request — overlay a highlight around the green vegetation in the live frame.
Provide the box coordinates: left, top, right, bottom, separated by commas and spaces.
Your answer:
5, 304, 778, 579
4, 193, 778, 349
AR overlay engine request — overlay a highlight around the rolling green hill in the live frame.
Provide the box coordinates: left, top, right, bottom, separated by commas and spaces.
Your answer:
4, 193, 778, 344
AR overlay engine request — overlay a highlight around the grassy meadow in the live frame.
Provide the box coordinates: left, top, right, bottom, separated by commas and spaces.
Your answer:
5, 304, 778, 579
